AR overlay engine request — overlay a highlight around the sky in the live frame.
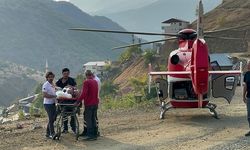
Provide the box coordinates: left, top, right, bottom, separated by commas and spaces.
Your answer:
55, 0, 158, 14
54, 0, 70, 2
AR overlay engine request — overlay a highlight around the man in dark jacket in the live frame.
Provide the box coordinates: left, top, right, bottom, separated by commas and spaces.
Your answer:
244, 61, 250, 136
78, 70, 99, 140
56, 68, 77, 133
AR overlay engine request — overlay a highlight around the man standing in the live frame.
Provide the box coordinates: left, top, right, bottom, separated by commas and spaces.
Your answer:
78, 70, 99, 140
93, 73, 101, 136
80, 72, 101, 137
56, 68, 77, 133
243, 61, 250, 136
93, 73, 101, 98
43, 71, 57, 139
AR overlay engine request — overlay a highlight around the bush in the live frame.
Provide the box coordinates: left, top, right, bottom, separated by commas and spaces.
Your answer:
129, 76, 147, 95
29, 104, 46, 118
100, 81, 119, 97
143, 50, 156, 66
33, 94, 43, 109
18, 110, 25, 120
101, 94, 135, 110
144, 86, 158, 100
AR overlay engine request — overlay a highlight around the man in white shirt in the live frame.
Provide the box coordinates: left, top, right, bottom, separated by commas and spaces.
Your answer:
93, 73, 101, 98
93, 73, 101, 136
42, 71, 57, 139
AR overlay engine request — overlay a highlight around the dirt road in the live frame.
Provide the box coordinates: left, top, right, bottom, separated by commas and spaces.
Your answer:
1, 87, 250, 150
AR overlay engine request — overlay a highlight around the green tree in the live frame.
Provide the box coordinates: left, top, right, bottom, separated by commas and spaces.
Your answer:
119, 46, 142, 63
143, 50, 156, 66
32, 84, 44, 109
104, 64, 112, 72
100, 81, 119, 97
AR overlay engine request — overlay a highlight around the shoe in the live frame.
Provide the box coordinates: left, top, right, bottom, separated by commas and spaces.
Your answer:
45, 134, 50, 138
83, 136, 97, 141
62, 130, 68, 134
47, 134, 56, 140
245, 131, 250, 137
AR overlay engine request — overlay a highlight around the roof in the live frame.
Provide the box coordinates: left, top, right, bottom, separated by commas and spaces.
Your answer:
83, 61, 107, 67
210, 53, 233, 67
162, 18, 189, 24
19, 94, 38, 104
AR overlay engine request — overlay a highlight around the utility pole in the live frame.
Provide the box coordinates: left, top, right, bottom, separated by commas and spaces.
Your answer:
138, 38, 142, 48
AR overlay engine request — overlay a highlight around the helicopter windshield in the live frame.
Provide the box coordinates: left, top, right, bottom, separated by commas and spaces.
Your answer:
178, 32, 197, 40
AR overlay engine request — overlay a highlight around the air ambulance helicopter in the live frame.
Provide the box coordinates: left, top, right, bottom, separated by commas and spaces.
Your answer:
70, 0, 247, 119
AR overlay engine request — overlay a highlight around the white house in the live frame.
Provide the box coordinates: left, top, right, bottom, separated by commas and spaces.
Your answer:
83, 61, 110, 76
162, 18, 190, 35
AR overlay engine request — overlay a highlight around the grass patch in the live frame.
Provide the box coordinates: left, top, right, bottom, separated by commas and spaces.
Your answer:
101, 93, 155, 110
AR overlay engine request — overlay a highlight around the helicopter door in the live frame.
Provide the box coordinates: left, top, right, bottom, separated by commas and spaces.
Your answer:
155, 78, 168, 100
212, 75, 238, 103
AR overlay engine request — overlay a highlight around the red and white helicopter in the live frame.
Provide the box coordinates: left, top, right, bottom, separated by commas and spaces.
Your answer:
70, 0, 247, 119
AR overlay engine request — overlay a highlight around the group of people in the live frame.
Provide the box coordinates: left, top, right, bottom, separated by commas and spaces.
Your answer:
41, 60, 250, 140
42, 68, 100, 141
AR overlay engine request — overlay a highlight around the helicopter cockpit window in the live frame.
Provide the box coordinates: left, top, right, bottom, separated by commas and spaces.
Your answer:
174, 89, 188, 100
178, 32, 197, 40
225, 76, 236, 90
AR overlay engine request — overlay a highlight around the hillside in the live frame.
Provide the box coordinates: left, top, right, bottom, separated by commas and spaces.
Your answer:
114, 57, 147, 92
0, 61, 43, 106
0, 0, 131, 75
194, 0, 250, 53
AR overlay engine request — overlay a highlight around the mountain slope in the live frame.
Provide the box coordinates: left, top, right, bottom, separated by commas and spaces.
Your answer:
0, 61, 43, 106
0, 0, 130, 75
114, 57, 147, 93
190, 0, 250, 53
70, 0, 157, 14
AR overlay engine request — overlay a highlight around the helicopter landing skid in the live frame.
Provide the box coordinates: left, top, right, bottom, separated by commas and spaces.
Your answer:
205, 103, 219, 119
159, 101, 172, 119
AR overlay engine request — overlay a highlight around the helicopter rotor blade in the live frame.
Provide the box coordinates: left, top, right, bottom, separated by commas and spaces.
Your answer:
112, 37, 177, 50
205, 24, 250, 34
69, 28, 177, 36
204, 35, 243, 40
